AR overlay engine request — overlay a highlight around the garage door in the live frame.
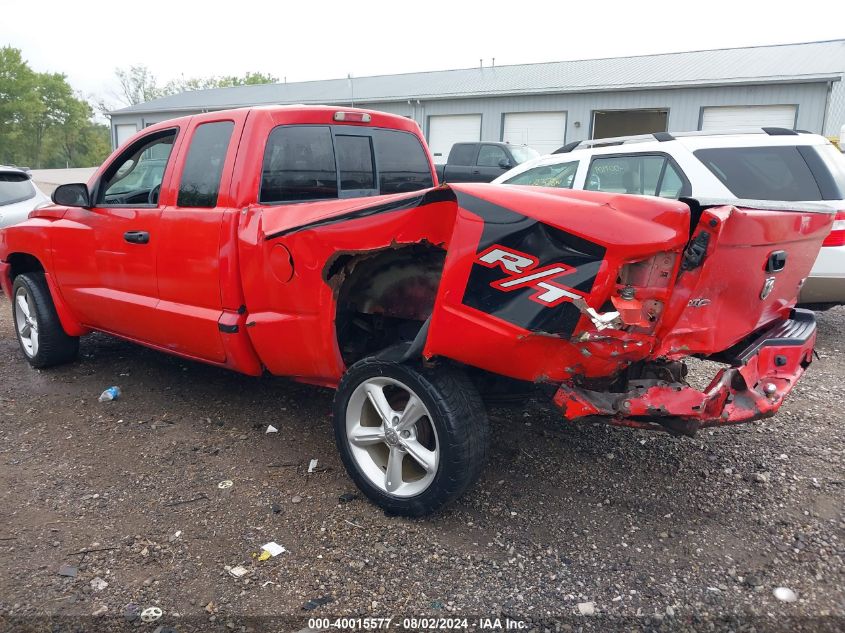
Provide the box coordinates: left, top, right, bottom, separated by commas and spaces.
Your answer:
503, 112, 567, 155
700, 105, 797, 131
114, 123, 138, 148
428, 115, 481, 164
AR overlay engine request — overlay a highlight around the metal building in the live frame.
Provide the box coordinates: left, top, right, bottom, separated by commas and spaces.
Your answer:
109, 39, 845, 161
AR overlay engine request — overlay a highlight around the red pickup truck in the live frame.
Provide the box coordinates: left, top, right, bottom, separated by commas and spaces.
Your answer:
0, 106, 834, 516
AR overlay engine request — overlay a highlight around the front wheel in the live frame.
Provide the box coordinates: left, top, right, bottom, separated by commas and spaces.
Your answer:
12, 273, 79, 368
333, 358, 489, 517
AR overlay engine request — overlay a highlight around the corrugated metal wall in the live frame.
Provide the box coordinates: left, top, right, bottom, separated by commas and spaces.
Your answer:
110, 82, 833, 148
824, 78, 845, 137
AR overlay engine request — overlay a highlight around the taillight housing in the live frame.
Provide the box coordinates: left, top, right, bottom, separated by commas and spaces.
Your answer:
822, 211, 845, 247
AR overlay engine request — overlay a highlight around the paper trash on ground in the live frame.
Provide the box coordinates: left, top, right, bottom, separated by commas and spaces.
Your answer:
261, 541, 286, 557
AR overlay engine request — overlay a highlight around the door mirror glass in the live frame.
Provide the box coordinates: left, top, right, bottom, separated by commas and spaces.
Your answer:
52, 183, 91, 208
498, 158, 513, 170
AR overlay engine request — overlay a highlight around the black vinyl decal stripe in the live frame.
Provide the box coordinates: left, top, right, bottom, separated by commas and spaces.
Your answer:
264, 187, 456, 240
455, 191, 607, 336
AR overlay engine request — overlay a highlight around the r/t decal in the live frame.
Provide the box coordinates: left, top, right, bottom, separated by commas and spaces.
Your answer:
476, 245, 586, 307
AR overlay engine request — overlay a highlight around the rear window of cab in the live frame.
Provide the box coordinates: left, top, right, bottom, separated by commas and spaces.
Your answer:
259, 126, 434, 204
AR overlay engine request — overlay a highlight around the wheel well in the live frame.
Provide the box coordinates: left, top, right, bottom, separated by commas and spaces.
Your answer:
330, 243, 446, 366
7, 253, 44, 279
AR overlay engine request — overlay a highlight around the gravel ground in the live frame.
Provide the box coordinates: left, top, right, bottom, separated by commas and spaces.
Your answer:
0, 299, 843, 632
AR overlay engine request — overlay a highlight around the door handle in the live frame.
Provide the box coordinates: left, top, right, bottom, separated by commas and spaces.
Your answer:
124, 231, 150, 244
472, 170, 481, 174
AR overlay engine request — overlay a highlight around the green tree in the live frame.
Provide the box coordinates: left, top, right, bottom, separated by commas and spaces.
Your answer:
163, 70, 278, 95
113, 66, 278, 107
0, 46, 111, 168
114, 65, 164, 106
0, 47, 40, 165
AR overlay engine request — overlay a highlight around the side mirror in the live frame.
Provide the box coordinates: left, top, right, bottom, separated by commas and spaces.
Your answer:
498, 158, 513, 170
52, 183, 91, 208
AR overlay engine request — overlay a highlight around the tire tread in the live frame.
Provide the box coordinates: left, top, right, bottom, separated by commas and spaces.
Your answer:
12, 272, 79, 368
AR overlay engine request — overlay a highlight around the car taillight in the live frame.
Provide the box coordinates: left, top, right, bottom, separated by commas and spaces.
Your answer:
333, 111, 371, 123
822, 211, 845, 247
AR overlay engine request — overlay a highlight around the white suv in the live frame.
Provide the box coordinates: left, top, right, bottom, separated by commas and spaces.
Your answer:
493, 129, 845, 308
0, 166, 50, 229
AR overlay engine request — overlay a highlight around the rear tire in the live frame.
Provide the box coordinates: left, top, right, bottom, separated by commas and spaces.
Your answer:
333, 358, 489, 517
12, 273, 79, 368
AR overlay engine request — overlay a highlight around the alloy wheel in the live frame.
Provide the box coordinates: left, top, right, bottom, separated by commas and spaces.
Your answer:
345, 376, 439, 497
14, 286, 39, 358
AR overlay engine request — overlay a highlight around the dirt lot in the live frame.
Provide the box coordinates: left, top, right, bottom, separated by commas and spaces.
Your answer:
0, 299, 843, 632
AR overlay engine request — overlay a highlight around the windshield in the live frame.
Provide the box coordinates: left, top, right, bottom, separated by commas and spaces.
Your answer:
504, 161, 578, 188
509, 146, 540, 164
0, 173, 36, 206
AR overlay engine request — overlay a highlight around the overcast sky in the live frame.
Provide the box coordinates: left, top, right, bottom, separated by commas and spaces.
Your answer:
3, 0, 843, 108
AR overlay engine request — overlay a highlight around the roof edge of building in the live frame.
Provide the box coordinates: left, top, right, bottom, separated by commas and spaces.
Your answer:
108, 72, 844, 116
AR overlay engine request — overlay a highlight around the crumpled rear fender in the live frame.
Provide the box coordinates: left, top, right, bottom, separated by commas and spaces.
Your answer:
423, 184, 691, 382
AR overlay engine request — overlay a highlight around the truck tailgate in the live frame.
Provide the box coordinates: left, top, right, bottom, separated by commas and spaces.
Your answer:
655, 200, 835, 358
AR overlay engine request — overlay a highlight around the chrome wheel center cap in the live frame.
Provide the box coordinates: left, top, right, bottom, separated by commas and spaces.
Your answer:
384, 426, 400, 447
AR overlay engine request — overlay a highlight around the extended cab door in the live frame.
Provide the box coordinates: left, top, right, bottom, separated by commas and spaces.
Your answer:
441, 143, 478, 183
154, 112, 247, 362
51, 128, 181, 339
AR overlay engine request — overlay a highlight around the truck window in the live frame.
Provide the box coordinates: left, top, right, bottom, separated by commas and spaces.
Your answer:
260, 126, 338, 203
585, 154, 685, 198
177, 121, 235, 208
336, 135, 375, 192
99, 130, 177, 206
478, 145, 509, 167
504, 161, 578, 188
693, 146, 823, 201
447, 144, 476, 166
372, 129, 434, 194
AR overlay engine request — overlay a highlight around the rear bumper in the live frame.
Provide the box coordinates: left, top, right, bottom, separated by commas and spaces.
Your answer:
799, 275, 845, 305
553, 309, 816, 435
800, 246, 845, 305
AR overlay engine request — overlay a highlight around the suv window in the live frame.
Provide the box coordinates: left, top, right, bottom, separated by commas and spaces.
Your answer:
100, 130, 177, 206
336, 135, 375, 192
0, 173, 36, 206
448, 144, 476, 166
177, 121, 235, 208
373, 129, 433, 194
260, 126, 337, 203
504, 161, 578, 188
693, 146, 824, 201
585, 154, 685, 198
478, 145, 508, 167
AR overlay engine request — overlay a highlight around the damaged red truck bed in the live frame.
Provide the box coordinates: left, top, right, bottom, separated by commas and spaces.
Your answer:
0, 106, 834, 515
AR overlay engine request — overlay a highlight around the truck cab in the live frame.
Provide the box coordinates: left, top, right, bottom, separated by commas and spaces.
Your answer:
436, 142, 538, 183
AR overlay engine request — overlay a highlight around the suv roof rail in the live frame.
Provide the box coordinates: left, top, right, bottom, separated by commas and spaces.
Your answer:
554, 128, 810, 153
761, 127, 799, 136
552, 141, 582, 154
554, 131, 679, 153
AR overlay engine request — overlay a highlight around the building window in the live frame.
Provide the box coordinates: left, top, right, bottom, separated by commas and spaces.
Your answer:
592, 109, 668, 140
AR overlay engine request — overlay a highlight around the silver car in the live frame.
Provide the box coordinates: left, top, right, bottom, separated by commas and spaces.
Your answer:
0, 166, 51, 229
